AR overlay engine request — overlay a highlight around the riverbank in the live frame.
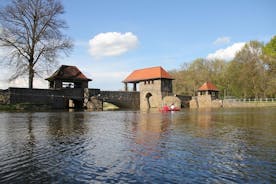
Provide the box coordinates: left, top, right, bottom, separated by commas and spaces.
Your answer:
0, 103, 51, 111
190, 95, 276, 108
223, 99, 276, 108
0, 102, 119, 111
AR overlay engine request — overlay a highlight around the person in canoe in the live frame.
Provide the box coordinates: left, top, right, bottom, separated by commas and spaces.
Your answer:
170, 103, 180, 111
162, 104, 170, 112
170, 103, 175, 110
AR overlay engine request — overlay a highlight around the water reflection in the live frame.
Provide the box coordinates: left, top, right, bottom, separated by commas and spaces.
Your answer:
47, 112, 88, 137
0, 112, 90, 183
0, 108, 275, 183
130, 112, 171, 158
0, 113, 46, 183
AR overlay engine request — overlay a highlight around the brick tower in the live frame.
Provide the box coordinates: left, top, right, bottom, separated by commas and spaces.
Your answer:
123, 66, 174, 110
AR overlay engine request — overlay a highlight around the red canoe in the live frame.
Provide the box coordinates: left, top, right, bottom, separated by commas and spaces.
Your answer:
160, 107, 180, 112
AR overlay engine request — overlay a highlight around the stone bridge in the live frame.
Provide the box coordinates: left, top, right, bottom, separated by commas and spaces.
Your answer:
99, 91, 140, 109
1, 87, 190, 109
1, 87, 140, 109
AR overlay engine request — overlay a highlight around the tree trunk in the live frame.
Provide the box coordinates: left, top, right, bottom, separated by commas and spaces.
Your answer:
28, 62, 34, 89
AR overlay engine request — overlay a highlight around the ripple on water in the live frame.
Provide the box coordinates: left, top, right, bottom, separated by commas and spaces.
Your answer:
0, 109, 275, 183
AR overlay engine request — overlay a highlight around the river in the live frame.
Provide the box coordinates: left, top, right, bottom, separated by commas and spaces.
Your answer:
0, 107, 275, 183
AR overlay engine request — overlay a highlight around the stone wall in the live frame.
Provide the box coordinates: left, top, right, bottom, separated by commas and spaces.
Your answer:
189, 95, 276, 108
6, 87, 100, 109
83, 88, 103, 110
0, 90, 9, 104
3, 88, 139, 110
162, 96, 181, 108
190, 94, 222, 108
139, 80, 174, 109
8, 87, 71, 108
86, 96, 103, 111
223, 99, 276, 108
189, 97, 198, 108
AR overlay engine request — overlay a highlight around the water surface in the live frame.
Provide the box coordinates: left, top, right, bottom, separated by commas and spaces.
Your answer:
0, 108, 275, 183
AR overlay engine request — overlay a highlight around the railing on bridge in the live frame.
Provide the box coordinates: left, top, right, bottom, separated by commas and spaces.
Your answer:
224, 97, 276, 103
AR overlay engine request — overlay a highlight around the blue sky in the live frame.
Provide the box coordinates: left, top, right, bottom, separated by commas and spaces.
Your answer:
1, 0, 276, 90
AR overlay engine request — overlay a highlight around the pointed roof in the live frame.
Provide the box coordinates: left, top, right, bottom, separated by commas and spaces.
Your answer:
46, 65, 92, 81
198, 82, 219, 91
123, 66, 174, 83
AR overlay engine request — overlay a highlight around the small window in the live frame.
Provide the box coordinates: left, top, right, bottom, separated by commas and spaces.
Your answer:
62, 82, 74, 88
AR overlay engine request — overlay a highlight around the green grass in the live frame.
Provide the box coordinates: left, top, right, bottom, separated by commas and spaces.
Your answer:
103, 102, 119, 111
0, 104, 17, 110
0, 103, 51, 111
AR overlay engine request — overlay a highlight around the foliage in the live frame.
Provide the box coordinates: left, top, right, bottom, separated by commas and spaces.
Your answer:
171, 58, 227, 96
0, 0, 73, 88
263, 35, 276, 57
0, 104, 17, 110
171, 39, 276, 98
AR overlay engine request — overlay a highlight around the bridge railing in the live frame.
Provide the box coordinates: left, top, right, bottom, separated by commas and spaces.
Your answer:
224, 97, 276, 102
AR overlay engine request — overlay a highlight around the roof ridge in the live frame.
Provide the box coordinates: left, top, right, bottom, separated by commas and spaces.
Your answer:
123, 66, 173, 83
46, 65, 92, 81
198, 81, 219, 91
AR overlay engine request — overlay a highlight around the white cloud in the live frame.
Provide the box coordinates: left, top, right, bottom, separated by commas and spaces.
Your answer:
89, 32, 138, 57
213, 36, 231, 45
207, 42, 246, 61
0, 50, 3, 57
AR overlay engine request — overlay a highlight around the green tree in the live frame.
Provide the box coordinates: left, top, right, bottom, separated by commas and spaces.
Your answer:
227, 41, 266, 98
171, 58, 227, 97
263, 35, 276, 57
262, 36, 276, 97
171, 39, 275, 98
225, 59, 244, 97
0, 0, 73, 88
207, 59, 227, 95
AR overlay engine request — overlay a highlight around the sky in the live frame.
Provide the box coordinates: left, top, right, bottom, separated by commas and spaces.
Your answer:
0, 0, 276, 90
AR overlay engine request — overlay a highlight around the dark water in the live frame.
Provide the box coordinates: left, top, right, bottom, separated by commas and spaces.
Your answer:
0, 108, 275, 183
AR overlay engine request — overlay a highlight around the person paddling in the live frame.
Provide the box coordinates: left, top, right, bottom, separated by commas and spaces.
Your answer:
170, 103, 175, 110
163, 104, 169, 111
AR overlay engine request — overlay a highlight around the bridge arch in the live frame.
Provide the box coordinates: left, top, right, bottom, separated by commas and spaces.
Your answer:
68, 98, 83, 109
99, 91, 140, 109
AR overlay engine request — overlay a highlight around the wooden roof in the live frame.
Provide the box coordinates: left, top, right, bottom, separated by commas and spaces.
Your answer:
198, 82, 219, 91
123, 66, 174, 83
46, 65, 92, 81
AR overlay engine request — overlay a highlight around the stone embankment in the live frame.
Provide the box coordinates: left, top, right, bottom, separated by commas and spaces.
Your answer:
190, 95, 276, 108
223, 99, 276, 108
190, 95, 222, 108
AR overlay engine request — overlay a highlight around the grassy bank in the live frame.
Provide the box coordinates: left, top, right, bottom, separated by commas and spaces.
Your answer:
0, 104, 17, 111
0, 103, 51, 111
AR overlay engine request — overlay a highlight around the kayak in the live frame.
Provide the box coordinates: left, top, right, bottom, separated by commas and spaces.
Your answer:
160, 107, 180, 112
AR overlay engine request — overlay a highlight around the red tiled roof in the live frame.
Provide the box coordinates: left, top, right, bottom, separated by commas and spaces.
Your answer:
198, 82, 219, 91
123, 66, 174, 83
46, 65, 92, 81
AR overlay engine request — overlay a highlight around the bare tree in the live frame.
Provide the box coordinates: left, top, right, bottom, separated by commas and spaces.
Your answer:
0, 0, 73, 88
